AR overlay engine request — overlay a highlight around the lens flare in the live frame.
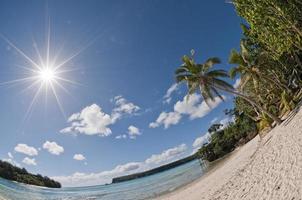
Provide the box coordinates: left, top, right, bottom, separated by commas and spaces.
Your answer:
0, 21, 81, 122
38, 68, 55, 82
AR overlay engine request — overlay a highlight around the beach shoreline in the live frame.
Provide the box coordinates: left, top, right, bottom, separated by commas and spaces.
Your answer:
155, 107, 302, 200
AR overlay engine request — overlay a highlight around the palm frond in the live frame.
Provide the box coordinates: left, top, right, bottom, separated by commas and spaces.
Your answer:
211, 87, 225, 101
199, 85, 214, 106
176, 74, 191, 83
204, 57, 221, 70
229, 67, 239, 79
211, 78, 234, 91
207, 69, 229, 78
229, 49, 244, 65
175, 67, 189, 75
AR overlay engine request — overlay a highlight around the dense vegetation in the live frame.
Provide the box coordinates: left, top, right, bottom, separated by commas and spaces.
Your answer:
0, 160, 61, 188
175, 0, 302, 162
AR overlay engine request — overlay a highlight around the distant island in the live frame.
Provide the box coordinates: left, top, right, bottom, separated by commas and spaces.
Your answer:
112, 154, 197, 183
0, 160, 61, 188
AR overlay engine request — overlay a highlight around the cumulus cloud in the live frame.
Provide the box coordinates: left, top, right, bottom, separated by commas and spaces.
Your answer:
192, 132, 211, 153
233, 78, 241, 89
61, 96, 140, 137
163, 83, 178, 104
14, 144, 38, 156
115, 134, 127, 139
52, 162, 143, 187
60, 104, 113, 136
219, 116, 235, 129
150, 94, 224, 129
149, 112, 182, 129
8, 152, 13, 159
127, 125, 141, 139
145, 144, 187, 165
22, 157, 37, 166
210, 117, 219, 124
3, 152, 21, 167
43, 141, 64, 155
52, 144, 189, 187
73, 154, 86, 161
111, 96, 140, 122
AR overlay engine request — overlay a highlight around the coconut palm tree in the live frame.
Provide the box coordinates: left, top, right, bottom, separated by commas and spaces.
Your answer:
175, 53, 282, 124
229, 41, 290, 92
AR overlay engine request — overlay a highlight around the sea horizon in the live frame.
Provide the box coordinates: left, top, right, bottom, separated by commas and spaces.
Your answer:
0, 159, 208, 200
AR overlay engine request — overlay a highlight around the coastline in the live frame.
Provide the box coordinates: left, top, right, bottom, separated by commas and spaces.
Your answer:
155, 107, 302, 200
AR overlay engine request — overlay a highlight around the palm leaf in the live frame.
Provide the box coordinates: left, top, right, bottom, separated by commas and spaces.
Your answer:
211, 87, 225, 101
204, 57, 221, 70
175, 67, 189, 75
228, 49, 244, 65
207, 69, 229, 78
211, 78, 234, 91
229, 67, 239, 79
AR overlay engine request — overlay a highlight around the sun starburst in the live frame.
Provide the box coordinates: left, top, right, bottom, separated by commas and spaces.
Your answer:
0, 22, 81, 122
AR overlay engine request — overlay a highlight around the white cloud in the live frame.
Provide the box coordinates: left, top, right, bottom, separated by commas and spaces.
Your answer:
145, 144, 187, 165
73, 154, 86, 161
111, 96, 140, 122
219, 116, 235, 129
149, 111, 182, 129
14, 144, 38, 156
43, 141, 64, 155
61, 104, 113, 136
3, 152, 21, 167
150, 93, 224, 129
61, 96, 140, 137
174, 94, 224, 119
52, 162, 143, 187
127, 125, 141, 139
22, 157, 37, 166
115, 134, 127, 139
163, 83, 178, 104
8, 152, 13, 159
210, 117, 219, 124
192, 132, 211, 153
52, 144, 189, 187
233, 78, 241, 89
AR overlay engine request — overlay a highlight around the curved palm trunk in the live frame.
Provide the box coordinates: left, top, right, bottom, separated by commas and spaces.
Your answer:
214, 85, 282, 125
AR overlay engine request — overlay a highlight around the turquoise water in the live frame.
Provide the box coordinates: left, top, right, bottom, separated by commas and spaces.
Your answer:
0, 160, 207, 200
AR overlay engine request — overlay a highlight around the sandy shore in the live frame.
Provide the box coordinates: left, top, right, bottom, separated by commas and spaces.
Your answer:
156, 107, 302, 200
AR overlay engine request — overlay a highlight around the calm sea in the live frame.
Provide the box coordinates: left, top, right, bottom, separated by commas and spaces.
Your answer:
0, 159, 208, 200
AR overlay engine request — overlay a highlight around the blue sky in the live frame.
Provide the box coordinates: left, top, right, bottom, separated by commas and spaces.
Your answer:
0, 0, 242, 186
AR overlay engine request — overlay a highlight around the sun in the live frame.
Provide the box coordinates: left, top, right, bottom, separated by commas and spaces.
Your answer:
0, 22, 83, 121
38, 68, 56, 82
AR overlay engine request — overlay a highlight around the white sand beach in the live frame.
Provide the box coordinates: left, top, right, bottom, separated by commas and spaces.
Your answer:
156, 107, 302, 200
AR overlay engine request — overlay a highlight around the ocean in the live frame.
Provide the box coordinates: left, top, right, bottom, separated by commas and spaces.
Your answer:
0, 159, 208, 200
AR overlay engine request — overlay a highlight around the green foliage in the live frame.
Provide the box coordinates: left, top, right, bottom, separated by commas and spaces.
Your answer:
197, 114, 257, 162
0, 160, 61, 188
183, 0, 302, 162
233, 0, 302, 58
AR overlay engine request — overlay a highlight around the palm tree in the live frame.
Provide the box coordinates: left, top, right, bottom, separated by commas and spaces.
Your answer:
229, 41, 290, 92
175, 53, 282, 124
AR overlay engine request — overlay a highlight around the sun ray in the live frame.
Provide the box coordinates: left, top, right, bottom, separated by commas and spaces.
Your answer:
23, 82, 44, 123
0, 34, 42, 70
53, 33, 103, 71
46, 18, 51, 69
54, 76, 81, 86
0, 76, 39, 86
50, 82, 66, 119
0, 19, 88, 121
18, 80, 41, 95
32, 37, 45, 67
14, 64, 40, 74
